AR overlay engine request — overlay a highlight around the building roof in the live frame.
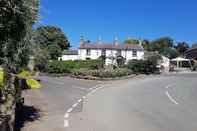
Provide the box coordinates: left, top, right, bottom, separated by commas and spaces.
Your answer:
79, 42, 143, 50
62, 50, 78, 55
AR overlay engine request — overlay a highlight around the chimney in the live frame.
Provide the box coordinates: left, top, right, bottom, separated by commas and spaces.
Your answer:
138, 38, 143, 46
114, 36, 119, 46
80, 35, 85, 47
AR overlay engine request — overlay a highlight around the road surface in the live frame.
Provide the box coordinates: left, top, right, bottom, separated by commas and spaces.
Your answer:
21, 73, 197, 131
67, 73, 197, 131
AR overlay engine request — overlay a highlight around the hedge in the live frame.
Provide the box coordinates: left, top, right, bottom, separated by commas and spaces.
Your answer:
44, 59, 102, 74
72, 68, 133, 78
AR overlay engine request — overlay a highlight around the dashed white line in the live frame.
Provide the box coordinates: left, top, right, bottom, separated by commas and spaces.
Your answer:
64, 113, 69, 118
166, 91, 179, 105
78, 99, 82, 103
165, 84, 172, 89
64, 85, 105, 128
67, 108, 73, 113
82, 96, 86, 99
72, 85, 89, 91
64, 120, 69, 127
72, 103, 78, 108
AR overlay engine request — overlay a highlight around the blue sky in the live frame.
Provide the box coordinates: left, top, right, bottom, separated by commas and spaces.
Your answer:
39, 0, 197, 48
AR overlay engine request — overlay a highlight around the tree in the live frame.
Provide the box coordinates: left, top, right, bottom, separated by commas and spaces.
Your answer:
0, 0, 39, 73
124, 38, 139, 45
176, 42, 189, 55
162, 47, 178, 59
142, 39, 150, 51
47, 44, 62, 60
150, 37, 174, 53
35, 26, 70, 49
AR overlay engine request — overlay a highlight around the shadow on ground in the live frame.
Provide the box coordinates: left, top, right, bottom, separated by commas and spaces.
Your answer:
14, 105, 41, 131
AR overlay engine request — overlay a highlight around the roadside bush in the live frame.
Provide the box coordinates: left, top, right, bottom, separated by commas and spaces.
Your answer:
0, 67, 5, 88
44, 61, 71, 74
127, 60, 146, 73
44, 59, 102, 74
17, 69, 32, 78
127, 59, 158, 74
72, 68, 133, 78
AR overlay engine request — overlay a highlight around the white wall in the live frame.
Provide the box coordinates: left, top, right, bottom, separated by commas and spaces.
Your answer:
78, 49, 144, 65
59, 55, 79, 61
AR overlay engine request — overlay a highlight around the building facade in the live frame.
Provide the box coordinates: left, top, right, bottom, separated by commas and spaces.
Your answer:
60, 37, 144, 65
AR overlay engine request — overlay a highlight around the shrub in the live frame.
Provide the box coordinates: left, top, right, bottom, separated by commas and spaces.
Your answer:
0, 67, 5, 88
44, 59, 102, 74
26, 79, 42, 89
17, 69, 32, 78
44, 61, 71, 74
72, 68, 133, 78
127, 60, 146, 73
127, 59, 158, 74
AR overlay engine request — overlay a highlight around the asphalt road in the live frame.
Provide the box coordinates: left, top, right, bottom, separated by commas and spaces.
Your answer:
67, 73, 197, 131
21, 76, 102, 131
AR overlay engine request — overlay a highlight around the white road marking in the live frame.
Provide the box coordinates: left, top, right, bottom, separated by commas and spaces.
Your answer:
72, 103, 78, 108
166, 91, 179, 105
83, 96, 86, 99
72, 85, 89, 91
64, 113, 69, 118
78, 99, 82, 103
67, 108, 73, 113
64, 120, 69, 127
165, 84, 173, 89
64, 84, 105, 128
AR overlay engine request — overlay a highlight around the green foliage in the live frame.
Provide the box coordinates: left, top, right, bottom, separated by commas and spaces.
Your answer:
26, 79, 42, 89
44, 60, 102, 74
144, 52, 162, 65
162, 47, 179, 59
17, 70, 31, 78
127, 60, 146, 73
176, 42, 189, 55
127, 59, 158, 74
0, 0, 39, 73
0, 67, 5, 88
34, 26, 70, 60
47, 44, 62, 60
34, 48, 50, 71
124, 38, 139, 45
72, 68, 133, 78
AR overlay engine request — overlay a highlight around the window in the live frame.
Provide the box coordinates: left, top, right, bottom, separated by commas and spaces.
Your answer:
117, 50, 121, 56
86, 49, 91, 56
132, 50, 137, 57
102, 49, 106, 56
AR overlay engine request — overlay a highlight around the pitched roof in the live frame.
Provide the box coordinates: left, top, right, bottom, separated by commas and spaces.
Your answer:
79, 42, 143, 50
62, 50, 78, 55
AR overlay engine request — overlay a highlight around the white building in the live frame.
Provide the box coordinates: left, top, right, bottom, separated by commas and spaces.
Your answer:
60, 37, 144, 65
58, 50, 79, 61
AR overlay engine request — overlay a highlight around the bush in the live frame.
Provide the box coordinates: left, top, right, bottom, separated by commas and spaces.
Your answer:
127, 59, 158, 74
72, 68, 133, 78
26, 79, 42, 89
17, 69, 32, 78
127, 60, 146, 73
0, 67, 5, 88
44, 59, 102, 74
44, 61, 71, 74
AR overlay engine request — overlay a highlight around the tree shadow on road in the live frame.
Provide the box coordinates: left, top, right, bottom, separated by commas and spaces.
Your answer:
14, 105, 41, 131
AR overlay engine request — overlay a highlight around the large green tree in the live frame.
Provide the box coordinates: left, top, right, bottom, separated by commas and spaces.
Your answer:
124, 38, 139, 45
35, 26, 70, 60
150, 37, 173, 52
0, 0, 39, 73
176, 42, 189, 55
